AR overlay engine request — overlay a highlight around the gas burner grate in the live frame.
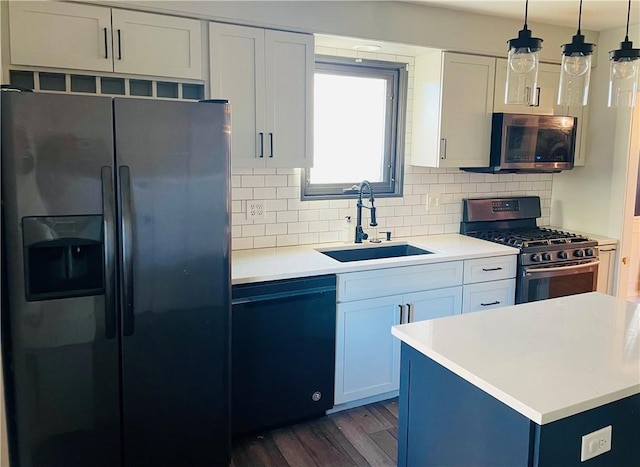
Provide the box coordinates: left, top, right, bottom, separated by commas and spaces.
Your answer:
468, 228, 591, 249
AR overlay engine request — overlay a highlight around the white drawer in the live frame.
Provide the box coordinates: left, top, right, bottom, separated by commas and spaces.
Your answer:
462, 278, 515, 314
463, 255, 517, 284
337, 261, 464, 303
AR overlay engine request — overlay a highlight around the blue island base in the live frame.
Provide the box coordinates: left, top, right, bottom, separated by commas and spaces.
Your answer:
397, 343, 640, 466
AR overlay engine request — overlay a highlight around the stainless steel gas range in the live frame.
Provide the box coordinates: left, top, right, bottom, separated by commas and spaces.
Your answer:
460, 196, 599, 304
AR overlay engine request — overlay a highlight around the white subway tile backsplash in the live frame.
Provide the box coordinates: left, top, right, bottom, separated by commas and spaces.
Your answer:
265, 175, 288, 187
232, 187, 254, 200
232, 237, 254, 250
318, 231, 341, 243
266, 199, 288, 211
266, 223, 287, 235
229, 46, 552, 250
299, 210, 319, 222
253, 168, 277, 175
253, 212, 277, 224
277, 187, 299, 199
242, 224, 266, 237
277, 211, 298, 223
288, 222, 309, 234
298, 232, 320, 245
254, 187, 276, 199
288, 175, 301, 187
428, 224, 445, 235
241, 175, 265, 187
254, 236, 277, 248
309, 220, 330, 232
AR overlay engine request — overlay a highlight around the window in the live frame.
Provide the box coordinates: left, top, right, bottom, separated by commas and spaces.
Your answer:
301, 56, 408, 200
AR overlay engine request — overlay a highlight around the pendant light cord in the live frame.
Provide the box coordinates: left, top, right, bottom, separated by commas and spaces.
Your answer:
625, 0, 631, 41
577, 0, 583, 34
523, 0, 529, 29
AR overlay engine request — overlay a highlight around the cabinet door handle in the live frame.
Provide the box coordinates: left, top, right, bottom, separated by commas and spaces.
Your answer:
407, 303, 414, 323
117, 29, 122, 60
480, 301, 500, 307
482, 267, 503, 272
440, 138, 447, 160
399, 304, 405, 324
259, 132, 264, 158
269, 132, 274, 158
535, 86, 541, 107
104, 28, 109, 59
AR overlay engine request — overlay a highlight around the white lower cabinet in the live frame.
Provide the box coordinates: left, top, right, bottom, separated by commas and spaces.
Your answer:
597, 247, 617, 295
334, 255, 517, 407
334, 287, 463, 405
404, 286, 463, 323
462, 279, 516, 314
335, 296, 402, 405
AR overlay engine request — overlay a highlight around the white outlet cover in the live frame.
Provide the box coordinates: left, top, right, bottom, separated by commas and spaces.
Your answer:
247, 201, 266, 220
580, 425, 612, 462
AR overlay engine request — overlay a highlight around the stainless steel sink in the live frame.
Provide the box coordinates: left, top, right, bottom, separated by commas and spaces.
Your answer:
318, 244, 433, 262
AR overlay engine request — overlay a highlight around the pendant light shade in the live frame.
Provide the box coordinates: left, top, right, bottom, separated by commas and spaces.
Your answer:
608, 0, 640, 107
558, 0, 595, 106
505, 0, 543, 106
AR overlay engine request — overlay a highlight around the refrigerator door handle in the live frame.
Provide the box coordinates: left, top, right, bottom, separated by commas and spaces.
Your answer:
119, 165, 135, 336
101, 166, 117, 339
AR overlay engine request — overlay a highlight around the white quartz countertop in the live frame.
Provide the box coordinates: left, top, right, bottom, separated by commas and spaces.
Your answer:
392, 292, 640, 425
232, 234, 519, 285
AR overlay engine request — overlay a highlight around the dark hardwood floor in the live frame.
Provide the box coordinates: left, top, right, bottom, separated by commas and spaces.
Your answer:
231, 398, 399, 467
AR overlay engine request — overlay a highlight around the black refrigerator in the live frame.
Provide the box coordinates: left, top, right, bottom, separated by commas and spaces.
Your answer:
1, 91, 231, 467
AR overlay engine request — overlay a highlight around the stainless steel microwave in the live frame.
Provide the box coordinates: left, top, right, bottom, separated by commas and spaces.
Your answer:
468, 113, 577, 173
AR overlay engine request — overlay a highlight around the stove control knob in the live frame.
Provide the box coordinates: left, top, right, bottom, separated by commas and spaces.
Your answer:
558, 251, 568, 259
530, 254, 541, 262
542, 253, 551, 261
574, 249, 584, 258
585, 248, 594, 257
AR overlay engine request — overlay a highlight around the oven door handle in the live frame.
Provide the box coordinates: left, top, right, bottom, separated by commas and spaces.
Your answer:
525, 260, 599, 273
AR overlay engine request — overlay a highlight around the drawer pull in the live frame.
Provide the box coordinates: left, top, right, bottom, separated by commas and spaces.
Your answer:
482, 267, 503, 272
480, 301, 500, 307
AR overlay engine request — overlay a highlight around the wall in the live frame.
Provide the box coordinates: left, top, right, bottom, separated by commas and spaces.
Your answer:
551, 24, 640, 239
631, 218, 640, 300
230, 44, 553, 250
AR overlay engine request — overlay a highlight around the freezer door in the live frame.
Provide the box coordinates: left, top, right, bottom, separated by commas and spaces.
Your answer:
1, 92, 121, 467
113, 98, 231, 466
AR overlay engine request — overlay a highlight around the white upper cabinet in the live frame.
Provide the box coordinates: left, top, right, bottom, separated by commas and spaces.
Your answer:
493, 59, 587, 166
210, 23, 314, 169
9, 2, 202, 80
110, 10, 202, 79
411, 52, 495, 168
9, 2, 113, 72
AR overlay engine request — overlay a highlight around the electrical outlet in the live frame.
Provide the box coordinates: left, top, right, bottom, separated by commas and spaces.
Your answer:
580, 425, 612, 462
426, 194, 441, 213
247, 201, 266, 220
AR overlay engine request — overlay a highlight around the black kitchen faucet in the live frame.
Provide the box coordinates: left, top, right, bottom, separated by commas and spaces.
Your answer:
354, 180, 377, 243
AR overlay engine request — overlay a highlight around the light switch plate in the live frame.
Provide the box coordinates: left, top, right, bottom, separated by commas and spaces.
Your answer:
580, 425, 612, 462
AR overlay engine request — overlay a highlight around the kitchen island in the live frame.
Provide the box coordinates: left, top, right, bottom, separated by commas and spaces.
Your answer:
392, 292, 640, 466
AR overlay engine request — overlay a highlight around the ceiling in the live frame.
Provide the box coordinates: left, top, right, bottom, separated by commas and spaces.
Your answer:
408, 0, 639, 31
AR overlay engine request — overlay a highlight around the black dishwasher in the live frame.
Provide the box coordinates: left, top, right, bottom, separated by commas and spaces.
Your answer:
231, 275, 336, 434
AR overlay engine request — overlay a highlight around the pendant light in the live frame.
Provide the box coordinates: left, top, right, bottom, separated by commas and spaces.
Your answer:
558, 0, 595, 106
608, 0, 640, 107
505, 0, 543, 106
